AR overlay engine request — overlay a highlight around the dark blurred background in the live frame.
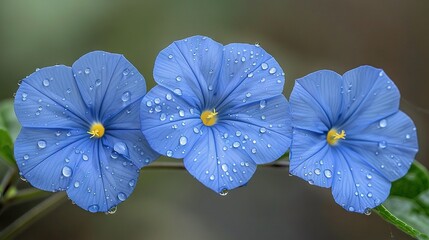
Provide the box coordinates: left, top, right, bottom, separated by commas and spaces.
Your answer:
1, 0, 428, 239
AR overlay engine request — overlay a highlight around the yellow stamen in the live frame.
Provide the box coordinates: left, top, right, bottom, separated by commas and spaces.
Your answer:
327, 129, 346, 145
87, 122, 105, 138
200, 109, 218, 126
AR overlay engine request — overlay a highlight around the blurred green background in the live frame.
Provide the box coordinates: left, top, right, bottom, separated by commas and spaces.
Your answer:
1, 0, 428, 239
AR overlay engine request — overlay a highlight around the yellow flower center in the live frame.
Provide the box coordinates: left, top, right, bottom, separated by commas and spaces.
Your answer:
87, 122, 105, 138
326, 129, 346, 145
200, 109, 218, 126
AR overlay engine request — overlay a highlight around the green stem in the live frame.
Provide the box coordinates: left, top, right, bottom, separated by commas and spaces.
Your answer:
144, 159, 290, 170
0, 192, 66, 240
0, 168, 18, 199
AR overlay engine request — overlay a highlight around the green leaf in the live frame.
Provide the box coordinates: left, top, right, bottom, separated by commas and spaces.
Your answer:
0, 99, 20, 141
0, 129, 15, 166
375, 161, 429, 240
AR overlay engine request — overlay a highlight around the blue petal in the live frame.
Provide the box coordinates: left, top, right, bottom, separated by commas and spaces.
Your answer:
184, 128, 256, 193
66, 141, 139, 213
140, 85, 202, 158
72, 51, 147, 122
220, 95, 291, 164
331, 147, 391, 213
289, 129, 333, 188
215, 43, 284, 110
290, 70, 344, 131
103, 129, 159, 169
14, 128, 87, 191
339, 66, 399, 125
343, 111, 418, 181
153, 36, 224, 108
14, 66, 88, 129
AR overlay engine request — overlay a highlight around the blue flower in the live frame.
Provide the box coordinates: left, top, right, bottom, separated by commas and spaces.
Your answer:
289, 66, 419, 213
140, 36, 291, 193
14, 51, 159, 212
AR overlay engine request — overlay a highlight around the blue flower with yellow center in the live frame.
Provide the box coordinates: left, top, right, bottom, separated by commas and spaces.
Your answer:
14, 51, 159, 212
140, 36, 291, 193
289, 66, 419, 213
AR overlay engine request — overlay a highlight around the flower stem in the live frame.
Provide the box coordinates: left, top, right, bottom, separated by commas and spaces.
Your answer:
0, 192, 66, 240
143, 159, 290, 170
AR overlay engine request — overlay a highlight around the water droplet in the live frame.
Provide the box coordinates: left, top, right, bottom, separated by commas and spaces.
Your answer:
247, 73, 254, 78
95, 79, 101, 86
179, 110, 185, 117
235, 131, 242, 137
405, 134, 411, 139
107, 206, 117, 215
221, 164, 228, 172
219, 189, 228, 196
324, 169, 332, 178
308, 180, 314, 185
233, 142, 240, 148
168, 54, 173, 59
165, 93, 172, 101
241, 56, 246, 62
23, 154, 29, 160
88, 204, 99, 213
193, 127, 200, 134
251, 148, 257, 154
378, 141, 387, 149
128, 179, 136, 187
364, 208, 372, 215
245, 92, 252, 98
121, 91, 131, 102
117, 192, 127, 201
122, 68, 130, 76
314, 168, 321, 175
259, 127, 267, 133
37, 140, 47, 149
366, 173, 373, 180
84, 68, 91, 74
114, 142, 128, 155
43, 79, 50, 87
379, 119, 387, 128
259, 100, 266, 109
146, 101, 153, 107
348, 206, 355, 212
166, 150, 173, 157
173, 88, 182, 95
261, 63, 268, 70
209, 175, 215, 181
367, 192, 373, 198
82, 154, 89, 161
74, 181, 80, 188
154, 98, 161, 104
179, 136, 188, 146
62, 166, 72, 177
176, 76, 182, 82
269, 67, 277, 74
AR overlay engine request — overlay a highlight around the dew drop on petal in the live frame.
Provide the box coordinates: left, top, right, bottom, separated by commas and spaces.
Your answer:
129, 179, 135, 187
179, 110, 185, 117
233, 142, 240, 148
179, 136, 188, 146
173, 88, 182, 95
378, 141, 387, 149
37, 140, 47, 149
114, 142, 128, 155
259, 100, 266, 109
165, 93, 172, 101
121, 91, 131, 102
251, 148, 257, 154
364, 208, 372, 216
166, 150, 173, 157
117, 192, 127, 201
193, 127, 199, 134
379, 119, 387, 128
209, 175, 215, 181
261, 63, 268, 70
324, 169, 332, 178
314, 168, 321, 175
348, 206, 355, 212
235, 131, 242, 137
23, 154, 29, 160
95, 79, 101, 86
82, 154, 89, 161
43, 79, 50, 87
146, 101, 153, 107
74, 181, 80, 188
176, 76, 182, 82
84, 68, 91, 74
221, 164, 228, 172
88, 204, 99, 213
219, 189, 228, 196
269, 67, 277, 74
62, 166, 72, 177
259, 127, 267, 133
160, 113, 166, 121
